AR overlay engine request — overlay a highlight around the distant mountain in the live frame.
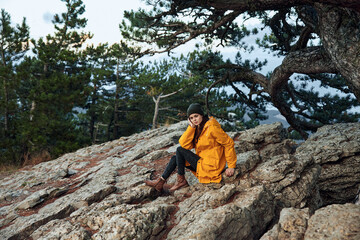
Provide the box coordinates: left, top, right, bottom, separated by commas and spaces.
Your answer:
260, 109, 290, 128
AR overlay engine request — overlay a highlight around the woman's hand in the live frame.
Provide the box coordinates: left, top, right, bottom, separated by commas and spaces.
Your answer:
225, 168, 235, 177
188, 118, 196, 128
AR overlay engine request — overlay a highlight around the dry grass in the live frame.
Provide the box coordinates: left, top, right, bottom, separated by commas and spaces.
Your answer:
0, 150, 52, 179
22, 150, 52, 167
0, 164, 19, 172
0, 164, 20, 179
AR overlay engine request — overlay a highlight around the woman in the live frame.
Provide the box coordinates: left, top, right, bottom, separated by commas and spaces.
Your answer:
145, 103, 237, 192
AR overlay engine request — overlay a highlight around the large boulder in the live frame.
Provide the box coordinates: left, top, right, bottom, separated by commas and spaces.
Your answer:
261, 203, 360, 240
304, 203, 360, 240
296, 123, 360, 205
260, 207, 310, 240
168, 185, 274, 240
234, 122, 288, 154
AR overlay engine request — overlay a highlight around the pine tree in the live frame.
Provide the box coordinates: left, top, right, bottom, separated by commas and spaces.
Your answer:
79, 43, 116, 143
16, 0, 92, 165
0, 9, 29, 164
108, 42, 144, 139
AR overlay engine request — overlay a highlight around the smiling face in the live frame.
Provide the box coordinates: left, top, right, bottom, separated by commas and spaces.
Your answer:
189, 113, 203, 126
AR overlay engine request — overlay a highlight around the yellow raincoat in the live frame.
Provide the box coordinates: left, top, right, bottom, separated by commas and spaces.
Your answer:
179, 117, 237, 183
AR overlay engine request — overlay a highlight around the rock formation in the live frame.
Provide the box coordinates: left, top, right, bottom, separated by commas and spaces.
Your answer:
0, 121, 359, 239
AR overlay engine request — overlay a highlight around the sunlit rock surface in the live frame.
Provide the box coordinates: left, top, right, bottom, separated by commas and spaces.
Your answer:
0, 121, 359, 240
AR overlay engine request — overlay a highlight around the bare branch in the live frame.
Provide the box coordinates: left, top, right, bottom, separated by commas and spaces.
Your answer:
159, 88, 183, 99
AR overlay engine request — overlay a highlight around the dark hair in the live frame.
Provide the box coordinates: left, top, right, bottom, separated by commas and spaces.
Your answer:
192, 115, 209, 146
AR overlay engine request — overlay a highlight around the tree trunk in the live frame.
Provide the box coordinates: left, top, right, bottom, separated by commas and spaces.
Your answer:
316, 3, 360, 101
151, 89, 183, 129
1, 47, 9, 135
2, 77, 9, 135
152, 96, 161, 129
90, 115, 96, 143
90, 88, 97, 143
113, 59, 120, 139
30, 101, 36, 121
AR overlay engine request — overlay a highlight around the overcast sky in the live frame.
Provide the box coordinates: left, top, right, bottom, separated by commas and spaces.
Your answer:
0, 0, 148, 44
0, 0, 282, 67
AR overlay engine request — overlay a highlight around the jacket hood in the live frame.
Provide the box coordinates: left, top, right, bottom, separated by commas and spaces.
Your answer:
204, 117, 221, 128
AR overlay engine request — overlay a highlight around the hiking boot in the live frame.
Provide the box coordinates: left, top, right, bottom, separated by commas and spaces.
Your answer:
144, 177, 166, 192
169, 174, 189, 192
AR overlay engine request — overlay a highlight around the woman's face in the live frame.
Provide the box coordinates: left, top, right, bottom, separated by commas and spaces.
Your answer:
189, 113, 203, 126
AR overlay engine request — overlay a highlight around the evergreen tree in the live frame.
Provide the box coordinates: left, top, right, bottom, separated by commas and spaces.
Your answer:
108, 42, 147, 138
79, 43, 116, 143
0, 9, 29, 164
16, 0, 91, 165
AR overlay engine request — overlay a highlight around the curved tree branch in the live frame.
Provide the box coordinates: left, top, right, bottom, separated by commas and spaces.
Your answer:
291, 26, 313, 51
269, 46, 337, 138
134, 10, 243, 55
206, 46, 338, 138
185, 0, 360, 11
269, 46, 337, 96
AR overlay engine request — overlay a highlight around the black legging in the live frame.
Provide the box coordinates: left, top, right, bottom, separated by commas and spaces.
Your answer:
161, 146, 200, 179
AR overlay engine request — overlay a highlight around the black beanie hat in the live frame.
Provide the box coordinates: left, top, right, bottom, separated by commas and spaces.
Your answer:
187, 103, 204, 117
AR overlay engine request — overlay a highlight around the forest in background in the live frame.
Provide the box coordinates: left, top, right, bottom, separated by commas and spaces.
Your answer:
1, 0, 359, 168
